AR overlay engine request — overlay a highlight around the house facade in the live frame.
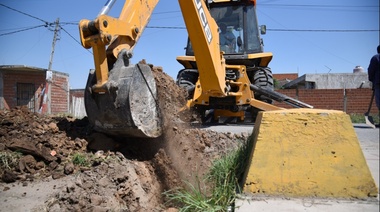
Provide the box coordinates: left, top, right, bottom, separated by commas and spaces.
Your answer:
0, 65, 69, 114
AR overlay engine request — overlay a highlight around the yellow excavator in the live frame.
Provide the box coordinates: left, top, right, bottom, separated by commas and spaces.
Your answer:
175, 0, 310, 123
79, 0, 312, 138
79, 0, 377, 200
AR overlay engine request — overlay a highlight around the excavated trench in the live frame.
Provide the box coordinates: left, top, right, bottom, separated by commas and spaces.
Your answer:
0, 63, 248, 211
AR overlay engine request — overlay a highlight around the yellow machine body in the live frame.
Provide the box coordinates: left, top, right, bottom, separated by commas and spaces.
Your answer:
78, 0, 377, 201
175, 0, 308, 122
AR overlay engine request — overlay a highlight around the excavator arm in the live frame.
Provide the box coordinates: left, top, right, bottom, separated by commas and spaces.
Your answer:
79, 0, 159, 92
178, 0, 227, 97
79, 0, 163, 138
79, 0, 227, 96
79, 0, 229, 138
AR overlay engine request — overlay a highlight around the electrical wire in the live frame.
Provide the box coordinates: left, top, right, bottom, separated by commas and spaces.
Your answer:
268, 29, 379, 32
2, 3, 376, 35
147, 26, 186, 29
259, 3, 377, 8
0, 3, 90, 54
60, 26, 92, 54
258, 3, 379, 12
257, 8, 359, 66
0, 3, 49, 25
147, 26, 378, 32
153, 10, 181, 15
0, 25, 46, 36
60, 22, 79, 26
0, 26, 41, 32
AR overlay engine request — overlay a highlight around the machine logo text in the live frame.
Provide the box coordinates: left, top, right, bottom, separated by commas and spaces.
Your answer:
195, 0, 213, 44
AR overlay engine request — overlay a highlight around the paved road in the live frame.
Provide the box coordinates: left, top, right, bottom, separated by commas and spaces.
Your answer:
202, 123, 380, 212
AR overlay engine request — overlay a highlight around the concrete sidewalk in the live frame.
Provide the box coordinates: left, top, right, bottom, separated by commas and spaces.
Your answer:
235, 124, 379, 212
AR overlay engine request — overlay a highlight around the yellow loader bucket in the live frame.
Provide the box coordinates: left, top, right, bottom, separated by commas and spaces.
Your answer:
242, 109, 378, 198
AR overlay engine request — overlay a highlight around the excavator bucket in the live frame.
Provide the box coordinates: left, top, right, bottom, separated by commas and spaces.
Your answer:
84, 59, 162, 138
242, 109, 378, 198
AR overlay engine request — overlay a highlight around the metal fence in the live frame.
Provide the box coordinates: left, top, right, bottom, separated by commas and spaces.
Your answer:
70, 96, 86, 118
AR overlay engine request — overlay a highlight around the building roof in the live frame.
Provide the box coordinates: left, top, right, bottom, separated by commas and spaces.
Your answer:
0, 65, 47, 72
282, 74, 306, 88
282, 73, 370, 89
0, 65, 68, 76
273, 73, 299, 81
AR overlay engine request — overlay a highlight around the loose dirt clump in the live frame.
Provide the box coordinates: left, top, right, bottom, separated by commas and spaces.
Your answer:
0, 63, 248, 211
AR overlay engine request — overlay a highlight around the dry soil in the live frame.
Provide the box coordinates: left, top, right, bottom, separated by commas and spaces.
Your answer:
0, 63, 248, 211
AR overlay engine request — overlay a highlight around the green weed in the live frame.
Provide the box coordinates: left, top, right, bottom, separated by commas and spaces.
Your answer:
0, 151, 22, 170
71, 153, 91, 167
165, 137, 251, 211
350, 113, 379, 124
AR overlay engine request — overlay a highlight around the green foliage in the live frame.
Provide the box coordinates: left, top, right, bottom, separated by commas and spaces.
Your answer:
0, 151, 22, 170
71, 153, 91, 167
208, 137, 252, 208
349, 113, 365, 123
350, 113, 379, 124
165, 137, 252, 211
273, 78, 281, 89
165, 180, 224, 212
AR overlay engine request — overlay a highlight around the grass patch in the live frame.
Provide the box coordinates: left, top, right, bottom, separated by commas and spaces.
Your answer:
350, 113, 379, 124
165, 137, 252, 211
71, 153, 91, 167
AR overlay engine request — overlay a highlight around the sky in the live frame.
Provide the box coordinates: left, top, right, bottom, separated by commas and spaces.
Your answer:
0, 0, 379, 89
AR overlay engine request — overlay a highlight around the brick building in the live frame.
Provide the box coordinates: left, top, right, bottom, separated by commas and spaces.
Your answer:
273, 73, 299, 88
273, 72, 376, 114
0, 65, 69, 114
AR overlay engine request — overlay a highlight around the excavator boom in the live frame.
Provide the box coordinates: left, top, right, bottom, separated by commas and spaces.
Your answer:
79, 0, 159, 92
79, 0, 229, 137
79, 0, 161, 138
179, 0, 227, 97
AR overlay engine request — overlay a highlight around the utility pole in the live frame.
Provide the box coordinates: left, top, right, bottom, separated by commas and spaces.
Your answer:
44, 18, 60, 114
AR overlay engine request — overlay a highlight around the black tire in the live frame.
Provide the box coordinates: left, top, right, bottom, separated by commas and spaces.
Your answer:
253, 67, 274, 104
176, 69, 199, 99
196, 107, 217, 124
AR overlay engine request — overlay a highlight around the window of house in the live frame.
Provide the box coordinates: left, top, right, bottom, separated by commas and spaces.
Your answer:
17, 83, 35, 111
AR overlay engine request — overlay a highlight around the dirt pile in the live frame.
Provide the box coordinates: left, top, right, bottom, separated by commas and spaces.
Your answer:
0, 65, 248, 211
0, 107, 90, 181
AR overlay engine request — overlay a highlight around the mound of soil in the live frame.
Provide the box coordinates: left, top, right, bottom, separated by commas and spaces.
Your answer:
0, 63, 248, 211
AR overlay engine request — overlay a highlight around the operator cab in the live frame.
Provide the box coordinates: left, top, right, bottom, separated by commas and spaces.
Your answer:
185, 2, 264, 56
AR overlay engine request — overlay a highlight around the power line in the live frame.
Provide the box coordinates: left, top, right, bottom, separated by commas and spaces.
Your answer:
60, 22, 79, 26
0, 3, 49, 25
259, 3, 378, 8
1, 24, 377, 37
268, 29, 379, 32
147, 26, 379, 32
0, 26, 43, 32
0, 25, 46, 36
0, 3, 89, 53
60, 26, 92, 54
153, 10, 181, 15
147, 26, 186, 29
60, 27, 81, 46
258, 3, 379, 13
259, 3, 379, 11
